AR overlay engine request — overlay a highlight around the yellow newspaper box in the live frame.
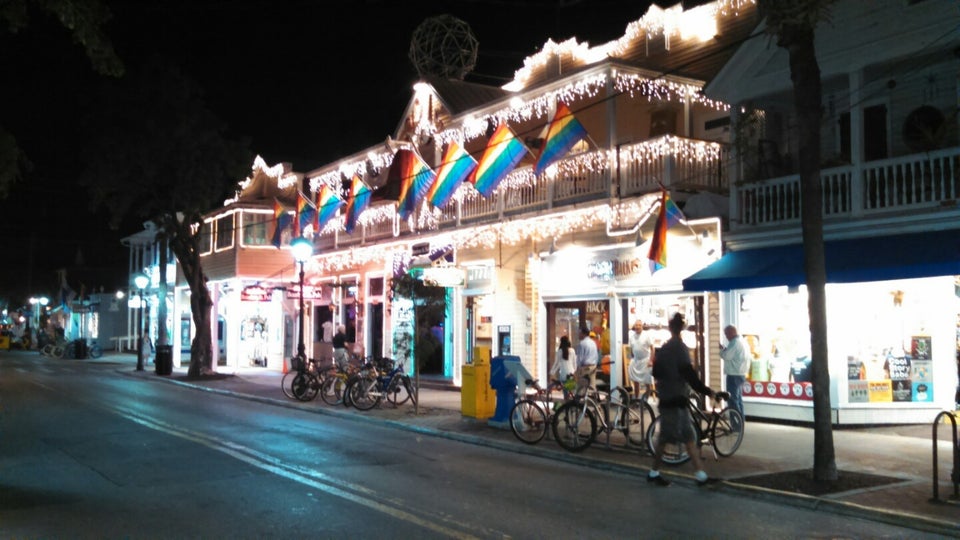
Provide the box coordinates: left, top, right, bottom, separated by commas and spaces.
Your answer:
461, 346, 495, 418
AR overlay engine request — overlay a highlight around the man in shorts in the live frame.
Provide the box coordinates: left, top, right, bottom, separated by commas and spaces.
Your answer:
647, 313, 718, 487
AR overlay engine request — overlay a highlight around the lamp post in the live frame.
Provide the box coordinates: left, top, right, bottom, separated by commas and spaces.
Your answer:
28, 296, 49, 349
134, 273, 149, 371
290, 237, 314, 362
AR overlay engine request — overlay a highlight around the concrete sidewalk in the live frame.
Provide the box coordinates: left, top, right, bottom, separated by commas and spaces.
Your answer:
105, 353, 960, 536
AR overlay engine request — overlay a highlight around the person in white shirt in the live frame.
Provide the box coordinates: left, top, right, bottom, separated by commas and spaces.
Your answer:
628, 320, 655, 398
550, 335, 577, 383
575, 326, 599, 392
720, 325, 750, 429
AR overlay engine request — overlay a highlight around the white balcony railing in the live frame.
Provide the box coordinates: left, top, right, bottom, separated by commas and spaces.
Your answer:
733, 146, 960, 229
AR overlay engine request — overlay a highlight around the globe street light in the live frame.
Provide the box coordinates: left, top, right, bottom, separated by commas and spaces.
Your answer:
28, 296, 49, 349
134, 272, 149, 371
290, 237, 314, 363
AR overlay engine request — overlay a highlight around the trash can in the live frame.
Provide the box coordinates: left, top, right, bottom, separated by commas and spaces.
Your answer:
488, 355, 521, 428
155, 344, 173, 376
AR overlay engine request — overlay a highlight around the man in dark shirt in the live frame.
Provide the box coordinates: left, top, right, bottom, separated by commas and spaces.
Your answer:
647, 313, 718, 487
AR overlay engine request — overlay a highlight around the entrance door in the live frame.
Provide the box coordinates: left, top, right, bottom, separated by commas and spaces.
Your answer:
367, 303, 383, 359
546, 302, 585, 376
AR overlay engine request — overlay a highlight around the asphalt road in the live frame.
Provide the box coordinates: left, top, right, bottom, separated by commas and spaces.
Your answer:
0, 351, 943, 538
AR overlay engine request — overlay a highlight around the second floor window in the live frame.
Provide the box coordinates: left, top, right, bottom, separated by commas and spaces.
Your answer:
215, 215, 234, 250
242, 212, 270, 246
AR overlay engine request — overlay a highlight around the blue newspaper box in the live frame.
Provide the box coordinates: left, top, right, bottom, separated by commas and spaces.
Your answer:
489, 355, 522, 428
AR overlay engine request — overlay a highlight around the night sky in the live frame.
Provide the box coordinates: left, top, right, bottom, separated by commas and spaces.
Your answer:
1, 0, 653, 303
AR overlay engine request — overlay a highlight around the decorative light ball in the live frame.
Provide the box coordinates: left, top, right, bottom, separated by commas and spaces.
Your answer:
408, 14, 478, 80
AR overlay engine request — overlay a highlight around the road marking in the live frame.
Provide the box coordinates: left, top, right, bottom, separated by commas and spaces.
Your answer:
108, 404, 486, 540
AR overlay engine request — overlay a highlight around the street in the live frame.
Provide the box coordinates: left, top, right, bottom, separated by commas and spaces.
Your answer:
0, 351, 942, 538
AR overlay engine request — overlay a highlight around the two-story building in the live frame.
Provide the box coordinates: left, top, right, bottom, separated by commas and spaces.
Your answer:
157, 1, 763, 395
685, 0, 960, 423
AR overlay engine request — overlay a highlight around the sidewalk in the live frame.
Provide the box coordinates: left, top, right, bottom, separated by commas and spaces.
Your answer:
104, 353, 960, 536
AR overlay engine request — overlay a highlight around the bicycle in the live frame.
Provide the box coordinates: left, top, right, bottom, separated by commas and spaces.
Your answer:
645, 390, 743, 465
509, 377, 567, 445
551, 372, 646, 452
283, 356, 328, 400
629, 387, 659, 454
290, 356, 336, 402
346, 357, 417, 411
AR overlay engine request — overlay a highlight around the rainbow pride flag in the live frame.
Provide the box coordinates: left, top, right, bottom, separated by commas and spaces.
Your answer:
393, 148, 436, 220
271, 198, 292, 248
471, 123, 526, 197
428, 141, 477, 209
345, 174, 372, 234
315, 184, 344, 232
648, 189, 685, 273
534, 102, 589, 176
295, 191, 316, 237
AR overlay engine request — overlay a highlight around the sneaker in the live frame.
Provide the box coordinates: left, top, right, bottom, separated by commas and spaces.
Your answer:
647, 474, 671, 487
696, 476, 722, 487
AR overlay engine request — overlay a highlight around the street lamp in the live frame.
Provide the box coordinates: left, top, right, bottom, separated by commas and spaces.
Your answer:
290, 237, 314, 362
134, 272, 149, 371
28, 296, 49, 349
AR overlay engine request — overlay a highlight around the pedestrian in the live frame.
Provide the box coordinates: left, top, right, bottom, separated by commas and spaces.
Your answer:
550, 335, 577, 387
647, 313, 718, 487
720, 324, 750, 429
575, 325, 599, 393
332, 324, 349, 370
628, 319, 655, 398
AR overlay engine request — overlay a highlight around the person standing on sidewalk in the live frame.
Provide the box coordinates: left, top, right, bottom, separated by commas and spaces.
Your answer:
575, 326, 599, 393
628, 319, 655, 398
647, 313, 717, 487
332, 324, 349, 370
720, 325, 750, 429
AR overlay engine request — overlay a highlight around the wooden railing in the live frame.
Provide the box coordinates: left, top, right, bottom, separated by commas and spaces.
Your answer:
733, 146, 960, 229
273, 136, 726, 250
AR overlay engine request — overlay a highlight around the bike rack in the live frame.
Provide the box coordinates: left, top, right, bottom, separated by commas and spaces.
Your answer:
930, 410, 960, 504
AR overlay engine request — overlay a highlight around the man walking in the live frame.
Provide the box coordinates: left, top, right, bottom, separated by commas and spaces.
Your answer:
647, 313, 717, 487
720, 325, 750, 429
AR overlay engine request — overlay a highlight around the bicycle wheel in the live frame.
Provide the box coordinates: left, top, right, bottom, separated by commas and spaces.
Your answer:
349, 376, 380, 411
510, 399, 547, 444
88, 343, 102, 359
646, 415, 691, 465
552, 401, 597, 452
320, 375, 345, 406
711, 407, 744, 457
52, 345, 65, 359
628, 400, 656, 448
281, 371, 298, 399
385, 375, 411, 406
291, 373, 317, 402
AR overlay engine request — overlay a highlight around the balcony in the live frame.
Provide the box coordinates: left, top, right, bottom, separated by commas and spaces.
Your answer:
732, 146, 960, 230
313, 135, 727, 250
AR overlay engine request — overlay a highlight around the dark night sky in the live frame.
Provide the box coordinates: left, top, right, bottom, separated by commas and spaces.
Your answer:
0, 0, 653, 302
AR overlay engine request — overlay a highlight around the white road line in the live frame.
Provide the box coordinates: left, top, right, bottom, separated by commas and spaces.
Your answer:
107, 404, 488, 540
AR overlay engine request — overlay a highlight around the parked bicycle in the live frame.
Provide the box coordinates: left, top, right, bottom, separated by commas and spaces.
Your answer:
551, 371, 646, 452
346, 357, 416, 411
509, 377, 567, 445
289, 356, 337, 402
645, 390, 743, 464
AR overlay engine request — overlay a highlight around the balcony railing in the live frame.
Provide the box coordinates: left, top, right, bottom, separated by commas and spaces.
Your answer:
223, 135, 726, 255
733, 146, 960, 229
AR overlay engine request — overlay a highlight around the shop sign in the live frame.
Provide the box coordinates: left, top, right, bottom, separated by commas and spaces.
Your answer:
241, 285, 271, 302
464, 264, 494, 295
420, 267, 465, 287
284, 285, 325, 300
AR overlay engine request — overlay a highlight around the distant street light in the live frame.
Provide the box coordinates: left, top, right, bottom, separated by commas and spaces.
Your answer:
134, 273, 149, 371
290, 237, 314, 362
28, 296, 49, 349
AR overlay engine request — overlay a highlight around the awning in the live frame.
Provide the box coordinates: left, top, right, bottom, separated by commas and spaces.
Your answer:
683, 228, 960, 291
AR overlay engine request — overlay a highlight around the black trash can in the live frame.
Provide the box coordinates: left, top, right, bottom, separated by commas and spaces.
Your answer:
155, 344, 173, 375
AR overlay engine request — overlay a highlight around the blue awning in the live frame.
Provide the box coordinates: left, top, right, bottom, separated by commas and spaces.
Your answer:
683, 228, 960, 291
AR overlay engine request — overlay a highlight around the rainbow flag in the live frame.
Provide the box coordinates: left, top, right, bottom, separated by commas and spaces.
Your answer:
270, 198, 292, 249
392, 148, 436, 220
534, 102, 589, 176
295, 191, 316, 237
315, 184, 344, 232
471, 123, 526, 197
428, 141, 477, 209
345, 174, 372, 234
648, 189, 685, 273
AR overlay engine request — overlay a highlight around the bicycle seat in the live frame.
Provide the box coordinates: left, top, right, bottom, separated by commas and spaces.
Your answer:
715, 391, 730, 400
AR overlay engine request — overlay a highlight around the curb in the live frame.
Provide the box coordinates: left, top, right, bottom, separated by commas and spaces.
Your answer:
124, 369, 960, 537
